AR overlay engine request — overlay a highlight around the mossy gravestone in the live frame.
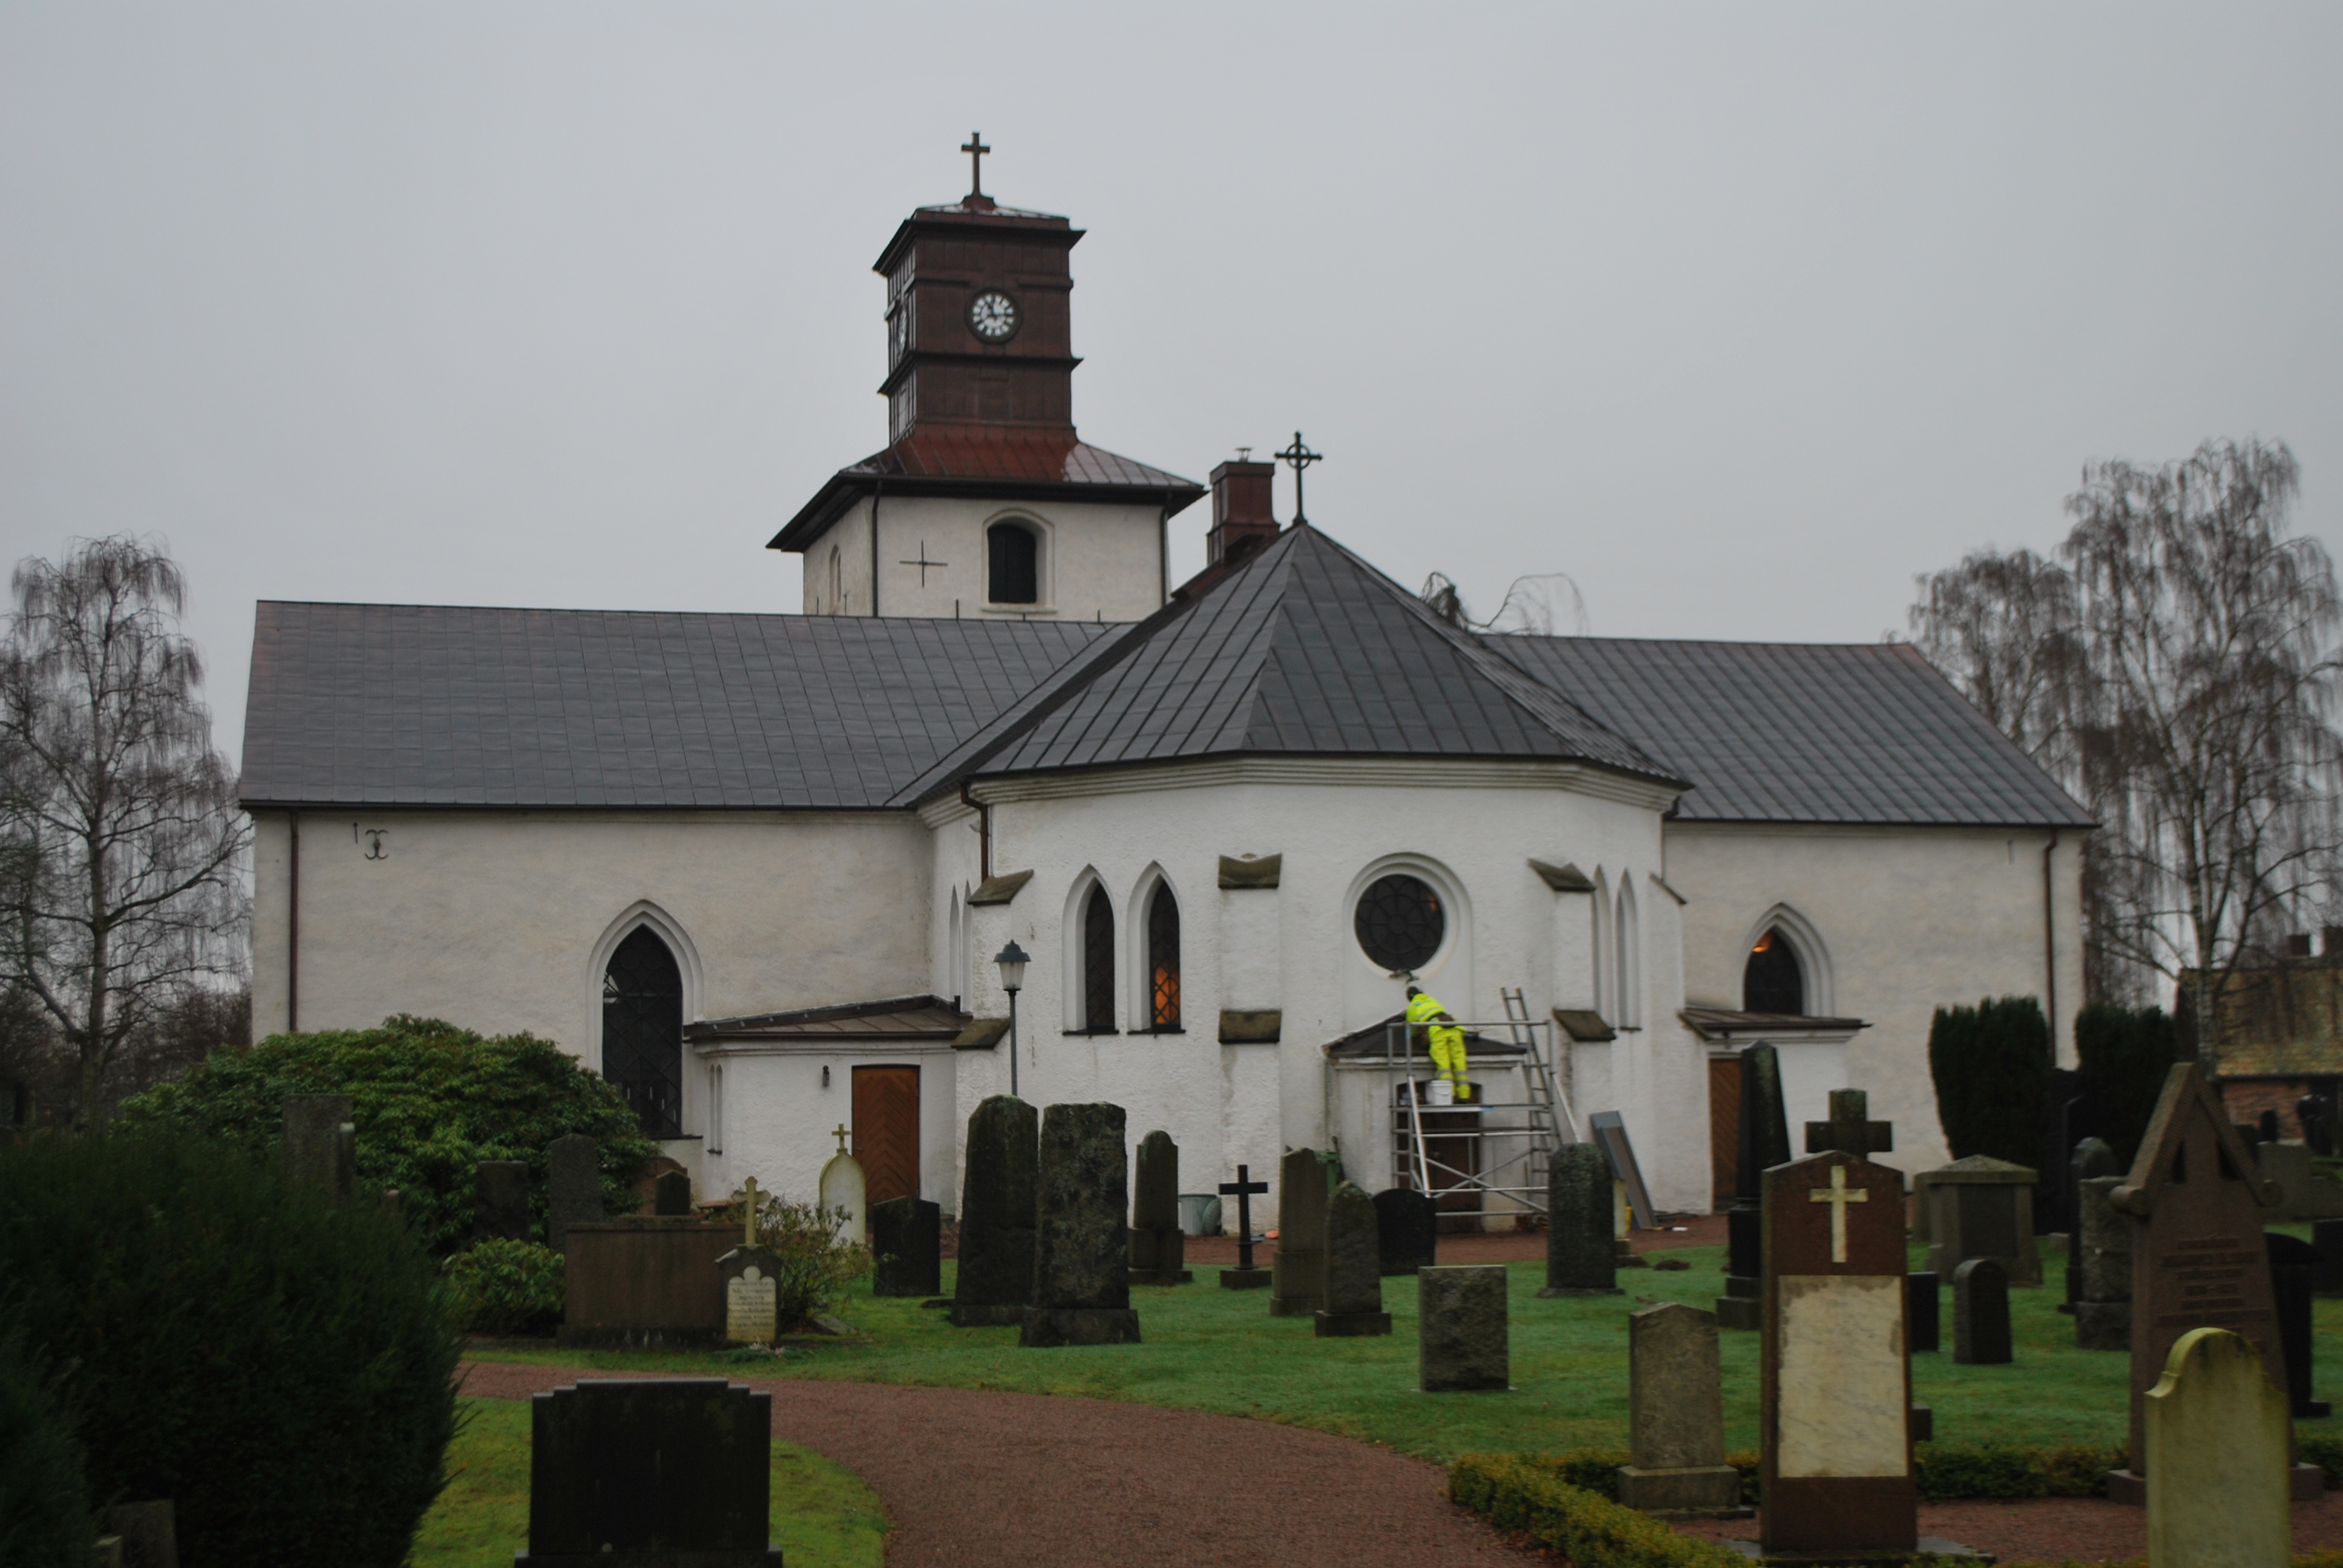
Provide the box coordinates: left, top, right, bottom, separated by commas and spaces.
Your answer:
950, 1094, 1037, 1328
2076, 1172, 2133, 1351
517, 1378, 781, 1565
1270, 1147, 1329, 1318
1419, 1265, 1507, 1391
1314, 1182, 1391, 1337
1020, 1102, 1141, 1347
2144, 1328, 2289, 1568
1539, 1142, 1621, 1297
1127, 1129, 1192, 1285
1616, 1302, 1745, 1517
870, 1195, 942, 1298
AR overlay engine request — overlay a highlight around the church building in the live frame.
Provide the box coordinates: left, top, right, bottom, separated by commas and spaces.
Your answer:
238, 162, 2092, 1226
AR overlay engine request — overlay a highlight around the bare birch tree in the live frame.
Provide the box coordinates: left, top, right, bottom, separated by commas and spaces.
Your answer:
0, 537, 249, 1126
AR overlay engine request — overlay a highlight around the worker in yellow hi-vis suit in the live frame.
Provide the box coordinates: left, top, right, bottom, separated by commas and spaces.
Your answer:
1405, 985, 1470, 1102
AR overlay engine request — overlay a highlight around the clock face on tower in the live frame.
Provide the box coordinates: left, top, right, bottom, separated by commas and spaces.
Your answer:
966, 290, 1020, 342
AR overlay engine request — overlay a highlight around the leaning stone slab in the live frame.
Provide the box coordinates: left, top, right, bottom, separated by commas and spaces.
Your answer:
1616, 1302, 1746, 1517
2145, 1328, 2289, 1568
1020, 1102, 1141, 1347
1315, 1181, 1391, 1337
951, 1095, 1038, 1328
1540, 1143, 1622, 1297
1419, 1264, 1508, 1391
517, 1377, 781, 1565
870, 1195, 942, 1298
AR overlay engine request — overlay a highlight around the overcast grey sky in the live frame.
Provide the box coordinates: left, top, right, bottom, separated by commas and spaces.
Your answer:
3, 4, 2337, 766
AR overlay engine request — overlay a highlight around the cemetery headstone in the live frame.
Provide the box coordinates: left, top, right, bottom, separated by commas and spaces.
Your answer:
819, 1123, 867, 1244
2076, 1172, 2134, 1351
951, 1094, 1038, 1327
1719, 1044, 1790, 1331
1269, 1147, 1329, 1318
1217, 1165, 1271, 1288
1615, 1302, 1746, 1517
560, 1214, 747, 1348
2256, 1140, 2343, 1221
2065, 1137, 2120, 1315
1539, 1142, 1622, 1297
2143, 1328, 2289, 1568
1021, 1100, 1142, 1346
2106, 1062, 2294, 1504
1373, 1187, 1438, 1276
1314, 1181, 1391, 1336
1921, 1154, 2043, 1285
517, 1378, 781, 1564
718, 1247, 783, 1345
1907, 1272, 1941, 1354
281, 1094, 355, 1201
474, 1160, 531, 1243
2266, 1231, 2330, 1419
1760, 1150, 1919, 1558
1953, 1256, 2013, 1365
654, 1170, 691, 1217
1418, 1264, 1509, 1392
870, 1195, 942, 1298
1127, 1129, 1193, 1285
2318, 1217, 2343, 1297
103, 1501, 176, 1568
546, 1134, 601, 1254
1804, 1087, 1894, 1159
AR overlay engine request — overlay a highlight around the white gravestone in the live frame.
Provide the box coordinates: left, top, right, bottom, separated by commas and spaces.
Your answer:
726, 1265, 779, 1346
819, 1123, 867, 1245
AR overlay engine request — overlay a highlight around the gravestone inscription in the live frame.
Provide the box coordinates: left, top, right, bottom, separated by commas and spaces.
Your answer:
718, 1247, 783, 1345
1539, 1142, 1621, 1297
1269, 1147, 1329, 1318
516, 1378, 781, 1565
546, 1134, 600, 1255
1021, 1101, 1141, 1347
951, 1095, 1038, 1327
1419, 1265, 1509, 1392
1315, 1181, 1391, 1336
1128, 1129, 1193, 1285
1373, 1187, 1438, 1276
1616, 1302, 1746, 1517
870, 1195, 942, 1298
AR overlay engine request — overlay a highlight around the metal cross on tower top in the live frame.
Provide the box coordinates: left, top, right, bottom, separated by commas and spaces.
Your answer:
1275, 431, 1323, 526
961, 131, 991, 200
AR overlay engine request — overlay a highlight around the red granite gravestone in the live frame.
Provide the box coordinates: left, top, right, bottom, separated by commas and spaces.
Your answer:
1760, 1150, 1916, 1557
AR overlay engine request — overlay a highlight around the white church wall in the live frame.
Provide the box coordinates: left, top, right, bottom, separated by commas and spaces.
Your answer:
1665, 821, 2087, 1177
801, 493, 1169, 623
692, 1047, 961, 1215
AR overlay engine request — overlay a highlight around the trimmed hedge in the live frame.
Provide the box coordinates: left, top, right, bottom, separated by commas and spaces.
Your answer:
1449, 1455, 1745, 1568
0, 1324, 95, 1568
2074, 1002, 2184, 1169
1928, 996, 2054, 1168
120, 1015, 657, 1255
1483, 1441, 2131, 1508
2302, 1431, 2343, 1486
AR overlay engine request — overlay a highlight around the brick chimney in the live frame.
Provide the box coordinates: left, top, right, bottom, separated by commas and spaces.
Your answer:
1207, 459, 1278, 566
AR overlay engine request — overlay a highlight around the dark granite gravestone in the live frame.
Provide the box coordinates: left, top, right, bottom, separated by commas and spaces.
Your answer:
1907, 1272, 1941, 1354
516, 1379, 781, 1565
654, 1170, 692, 1217
475, 1160, 531, 1243
1374, 1187, 1438, 1276
1539, 1142, 1622, 1297
2267, 1232, 2331, 1419
951, 1094, 1038, 1327
870, 1195, 942, 1298
1314, 1181, 1391, 1336
718, 1246, 784, 1345
1954, 1256, 2012, 1365
1719, 1044, 1791, 1331
1418, 1265, 1508, 1391
282, 1094, 355, 1201
1128, 1129, 1192, 1285
2064, 1137, 2119, 1315
1616, 1302, 1746, 1517
1269, 1147, 1329, 1318
2317, 1218, 2343, 1297
546, 1134, 601, 1255
2075, 1173, 2133, 1351
1218, 1165, 1271, 1287
1021, 1102, 1141, 1347
1922, 1155, 2043, 1285
560, 1218, 747, 1348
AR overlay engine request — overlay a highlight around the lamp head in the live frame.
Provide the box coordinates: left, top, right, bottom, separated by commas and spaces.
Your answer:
994, 939, 1030, 995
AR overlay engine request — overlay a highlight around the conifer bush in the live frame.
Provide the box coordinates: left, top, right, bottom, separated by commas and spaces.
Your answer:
2073, 1002, 2184, 1168
0, 1325, 95, 1568
0, 1132, 462, 1567
1928, 996, 2054, 1168
119, 1014, 657, 1255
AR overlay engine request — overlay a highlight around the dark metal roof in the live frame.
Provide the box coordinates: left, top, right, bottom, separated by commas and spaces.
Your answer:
687, 995, 965, 1043
961, 526, 1685, 786
239, 603, 1109, 809
1490, 636, 2094, 829
1681, 1007, 1870, 1038
1322, 1014, 1521, 1059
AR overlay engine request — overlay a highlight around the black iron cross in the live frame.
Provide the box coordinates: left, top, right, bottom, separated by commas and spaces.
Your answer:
1219, 1165, 1270, 1270
962, 131, 990, 199
1804, 1087, 1894, 1158
898, 542, 948, 586
1275, 431, 1323, 526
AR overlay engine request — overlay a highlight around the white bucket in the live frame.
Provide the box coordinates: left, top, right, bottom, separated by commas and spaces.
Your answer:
1426, 1079, 1455, 1108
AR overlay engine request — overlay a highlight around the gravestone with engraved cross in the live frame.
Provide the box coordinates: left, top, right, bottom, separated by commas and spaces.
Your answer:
1218, 1165, 1271, 1289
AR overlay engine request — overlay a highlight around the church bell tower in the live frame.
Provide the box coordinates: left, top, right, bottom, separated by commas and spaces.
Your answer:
771, 136, 1202, 622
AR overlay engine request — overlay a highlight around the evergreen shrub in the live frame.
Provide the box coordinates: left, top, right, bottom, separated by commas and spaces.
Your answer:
2073, 1003, 2185, 1169
119, 1014, 657, 1255
1928, 996, 2054, 1168
0, 1133, 462, 1568
0, 1325, 95, 1568
442, 1239, 566, 1336
709, 1191, 873, 1331
1448, 1455, 1743, 1568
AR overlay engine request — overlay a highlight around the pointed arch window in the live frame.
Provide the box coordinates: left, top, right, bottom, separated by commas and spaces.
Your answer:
1744, 927, 1804, 1015
603, 926, 684, 1138
1614, 881, 1642, 1028
988, 522, 1038, 605
1146, 883, 1181, 1030
1081, 884, 1116, 1033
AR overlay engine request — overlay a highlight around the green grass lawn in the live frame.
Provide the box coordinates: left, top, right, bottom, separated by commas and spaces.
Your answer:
465, 1240, 2343, 1465
408, 1397, 888, 1568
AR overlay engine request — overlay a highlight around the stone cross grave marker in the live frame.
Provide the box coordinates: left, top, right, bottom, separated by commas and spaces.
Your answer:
1315, 1181, 1392, 1336
1539, 1142, 1622, 1297
2145, 1328, 2289, 1568
1269, 1147, 1329, 1318
1129, 1129, 1193, 1285
2266, 1232, 2330, 1419
1021, 1101, 1141, 1347
870, 1195, 942, 1298
738, 1177, 761, 1244
653, 1169, 691, 1217
1374, 1187, 1437, 1276
1719, 1044, 1791, 1331
1419, 1264, 1508, 1391
474, 1160, 531, 1243
951, 1094, 1038, 1327
2065, 1137, 2119, 1315
1217, 1165, 1271, 1289
1617, 1302, 1747, 1517
1760, 1150, 1918, 1558
1922, 1154, 2043, 1285
819, 1123, 867, 1244
517, 1378, 781, 1564
282, 1094, 355, 1201
2108, 1062, 2291, 1501
546, 1134, 600, 1255
2076, 1172, 2134, 1351
719, 1247, 782, 1345
1804, 1087, 1893, 1158
1954, 1256, 2013, 1365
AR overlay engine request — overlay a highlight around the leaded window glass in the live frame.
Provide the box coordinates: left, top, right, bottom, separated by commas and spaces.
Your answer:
1354, 873, 1444, 972
603, 927, 684, 1138
989, 523, 1038, 604
1083, 884, 1116, 1033
1743, 927, 1804, 1015
1147, 883, 1181, 1030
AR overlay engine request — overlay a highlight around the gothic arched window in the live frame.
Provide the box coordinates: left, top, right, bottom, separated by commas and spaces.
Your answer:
1146, 883, 1181, 1030
603, 926, 683, 1138
1082, 884, 1116, 1032
989, 522, 1039, 604
1745, 927, 1805, 1015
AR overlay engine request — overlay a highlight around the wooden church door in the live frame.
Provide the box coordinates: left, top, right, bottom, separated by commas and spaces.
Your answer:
851, 1065, 920, 1207
1708, 1057, 1740, 1206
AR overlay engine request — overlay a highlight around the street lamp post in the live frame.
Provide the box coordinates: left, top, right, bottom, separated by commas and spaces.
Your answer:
995, 941, 1030, 1099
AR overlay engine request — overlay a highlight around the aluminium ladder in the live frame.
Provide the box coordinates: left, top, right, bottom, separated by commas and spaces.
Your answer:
1384, 987, 1575, 1220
